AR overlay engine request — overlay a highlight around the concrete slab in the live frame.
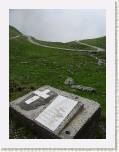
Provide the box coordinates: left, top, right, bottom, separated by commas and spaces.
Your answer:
10, 85, 100, 139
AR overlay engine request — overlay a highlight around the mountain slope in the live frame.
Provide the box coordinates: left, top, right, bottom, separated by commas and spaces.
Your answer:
9, 26, 22, 38
81, 36, 106, 49
9, 26, 105, 51
9, 26, 106, 139
32, 37, 96, 51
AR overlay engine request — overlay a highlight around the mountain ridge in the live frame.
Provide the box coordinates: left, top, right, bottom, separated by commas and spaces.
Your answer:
9, 25, 106, 50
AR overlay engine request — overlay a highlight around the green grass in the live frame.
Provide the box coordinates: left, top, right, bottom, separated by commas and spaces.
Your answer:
81, 36, 106, 49
9, 26, 106, 139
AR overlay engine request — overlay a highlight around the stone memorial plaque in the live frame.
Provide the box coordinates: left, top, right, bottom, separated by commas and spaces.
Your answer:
35, 95, 79, 131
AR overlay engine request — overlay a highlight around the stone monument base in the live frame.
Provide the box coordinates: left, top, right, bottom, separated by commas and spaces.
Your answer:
10, 85, 100, 139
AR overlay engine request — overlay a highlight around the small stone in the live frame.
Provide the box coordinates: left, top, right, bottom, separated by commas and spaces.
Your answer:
71, 85, 96, 93
64, 77, 75, 86
98, 59, 105, 65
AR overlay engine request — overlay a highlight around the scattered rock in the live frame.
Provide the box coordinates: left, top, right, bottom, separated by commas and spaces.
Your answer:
98, 59, 105, 65
64, 77, 75, 86
71, 85, 96, 92
64, 77, 96, 93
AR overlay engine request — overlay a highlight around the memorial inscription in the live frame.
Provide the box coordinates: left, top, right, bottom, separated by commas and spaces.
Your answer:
35, 95, 79, 132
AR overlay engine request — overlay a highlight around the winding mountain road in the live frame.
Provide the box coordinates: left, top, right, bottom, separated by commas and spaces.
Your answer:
27, 36, 103, 53
10, 35, 105, 53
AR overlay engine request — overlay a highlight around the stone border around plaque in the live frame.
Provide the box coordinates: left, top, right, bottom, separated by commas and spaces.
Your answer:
10, 85, 100, 139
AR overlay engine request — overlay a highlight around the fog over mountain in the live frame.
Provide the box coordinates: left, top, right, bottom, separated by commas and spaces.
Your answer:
9, 9, 105, 42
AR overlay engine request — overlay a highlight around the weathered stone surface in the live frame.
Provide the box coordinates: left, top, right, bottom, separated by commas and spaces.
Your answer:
71, 85, 96, 92
10, 85, 100, 139
64, 77, 75, 86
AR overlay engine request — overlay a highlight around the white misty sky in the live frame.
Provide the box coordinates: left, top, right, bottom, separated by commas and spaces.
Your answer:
9, 9, 106, 42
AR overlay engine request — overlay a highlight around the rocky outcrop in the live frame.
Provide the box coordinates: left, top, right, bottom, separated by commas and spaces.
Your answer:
71, 85, 96, 92
64, 77, 96, 93
64, 77, 75, 86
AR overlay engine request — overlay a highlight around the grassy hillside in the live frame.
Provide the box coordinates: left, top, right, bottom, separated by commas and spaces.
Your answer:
33, 37, 96, 50
9, 26, 106, 139
9, 26, 22, 38
81, 36, 106, 49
